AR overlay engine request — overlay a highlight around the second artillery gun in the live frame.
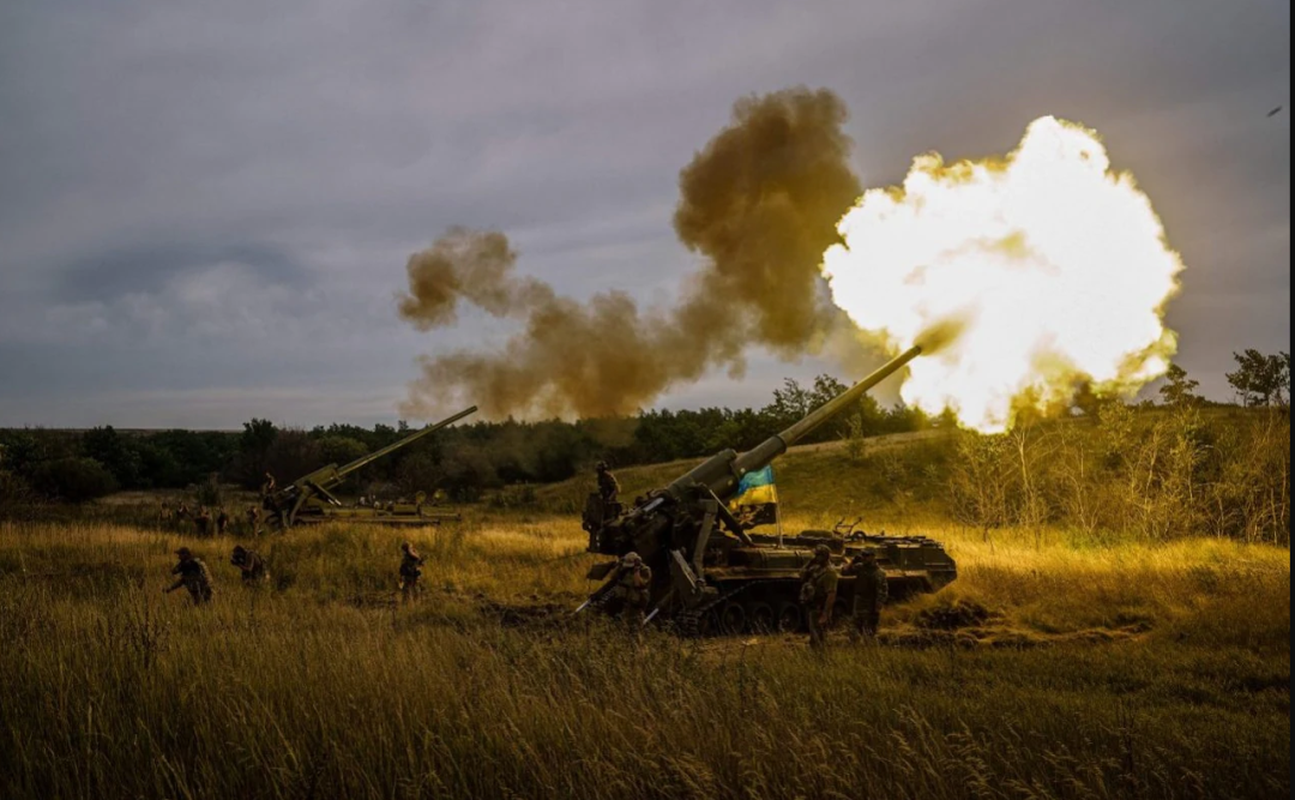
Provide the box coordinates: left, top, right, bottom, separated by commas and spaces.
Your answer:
581, 346, 956, 634
264, 406, 477, 529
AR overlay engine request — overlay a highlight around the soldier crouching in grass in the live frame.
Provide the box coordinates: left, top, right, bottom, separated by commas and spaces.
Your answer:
398, 541, 425, 603
164, 547, 214, 605
230, 545, 268, 587
799, 544, 838, 650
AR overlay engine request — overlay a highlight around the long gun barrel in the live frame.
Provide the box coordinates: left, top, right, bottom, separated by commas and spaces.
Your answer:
664, 345, 923, 502
332, 405, 478, 480
271, 405, 478, 526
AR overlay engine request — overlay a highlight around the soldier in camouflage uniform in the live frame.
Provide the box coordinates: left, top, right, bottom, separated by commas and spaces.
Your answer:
230, 545, 268, 586
164, 547, 214, 605
842, 550, 888, 641
215, 508, 230, 536
398, 541, 425, 603
799, 544, 838, 649
596, 461, 620, 505
610, 551, 652, 635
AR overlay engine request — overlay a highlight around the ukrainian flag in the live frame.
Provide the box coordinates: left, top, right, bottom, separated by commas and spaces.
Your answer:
731, 465, 778, 508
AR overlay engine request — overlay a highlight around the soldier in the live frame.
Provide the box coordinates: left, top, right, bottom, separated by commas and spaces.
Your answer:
842, 549, 888, 641
799, 544, 839, 649
175, 501, 191, 522
596, 461, 620, 505
398, 541, 425, 603
261, 471, 277, 497
230, 545, 268, 585
163, 547, 214, 605
245, 505, 262, 536
194, 506, 212, 537
611, 551, 652, 634
215, 507, 230, 536
158, 501, 171, 526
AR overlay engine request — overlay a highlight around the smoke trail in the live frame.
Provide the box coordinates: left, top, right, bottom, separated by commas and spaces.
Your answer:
399, 87, 862, 419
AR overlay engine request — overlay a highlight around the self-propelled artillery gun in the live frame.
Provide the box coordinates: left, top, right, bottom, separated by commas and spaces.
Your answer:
580, 347, 956, 634
264, 406, 477, 528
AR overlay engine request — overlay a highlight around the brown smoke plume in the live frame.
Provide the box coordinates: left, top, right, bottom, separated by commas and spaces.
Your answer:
399, 87, 862, 420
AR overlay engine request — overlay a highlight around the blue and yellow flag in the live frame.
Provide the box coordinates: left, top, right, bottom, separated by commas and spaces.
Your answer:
730, 466, 778, 526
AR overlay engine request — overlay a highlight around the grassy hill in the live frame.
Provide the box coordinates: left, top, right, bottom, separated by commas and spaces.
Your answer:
527, 428, 956, 523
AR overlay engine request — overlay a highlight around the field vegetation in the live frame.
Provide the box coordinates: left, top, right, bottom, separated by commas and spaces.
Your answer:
1, 356, 1288, 798
1, 510, 1287, 799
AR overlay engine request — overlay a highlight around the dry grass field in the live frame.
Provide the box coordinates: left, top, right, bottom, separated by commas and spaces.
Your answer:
0, 511, 1288, 800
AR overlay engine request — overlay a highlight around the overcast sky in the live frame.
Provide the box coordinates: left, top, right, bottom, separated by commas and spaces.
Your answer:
0, 0, 1288, 429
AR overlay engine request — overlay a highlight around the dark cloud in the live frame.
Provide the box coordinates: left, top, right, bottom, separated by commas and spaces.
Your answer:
55, 241, 303, 302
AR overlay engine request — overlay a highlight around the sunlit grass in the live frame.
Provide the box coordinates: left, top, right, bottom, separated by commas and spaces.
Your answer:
0, 515, 1288, 799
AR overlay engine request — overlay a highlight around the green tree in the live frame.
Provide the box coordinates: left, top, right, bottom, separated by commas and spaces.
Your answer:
1226, 349, 1287, 407
1158, 363, 1200, 407
31, 457, 117, 502
81, 426, 142, 488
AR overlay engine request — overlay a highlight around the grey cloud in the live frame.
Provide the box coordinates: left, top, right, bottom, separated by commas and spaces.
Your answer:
54, 241, 304, 303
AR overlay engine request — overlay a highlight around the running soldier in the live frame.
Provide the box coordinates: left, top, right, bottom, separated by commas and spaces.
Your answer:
398, 541, 425, 603
164, 547, 214, 605
230, 545, 268, 586
799, 544, 838, 649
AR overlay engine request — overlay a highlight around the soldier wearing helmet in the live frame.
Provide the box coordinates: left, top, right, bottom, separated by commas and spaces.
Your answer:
398, 541, 425, 603
799, 544, 838, 649
611, 551, 653, 635
230, 544, 268, 586
164, 547, 214, 605
842, 549, 888, 640
595, 461, 620, 505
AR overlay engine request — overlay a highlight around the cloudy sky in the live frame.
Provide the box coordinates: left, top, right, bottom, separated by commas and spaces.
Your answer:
0, 0, 1288, 429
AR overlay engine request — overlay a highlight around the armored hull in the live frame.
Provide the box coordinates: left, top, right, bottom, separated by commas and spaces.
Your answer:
580, 345, 958, 634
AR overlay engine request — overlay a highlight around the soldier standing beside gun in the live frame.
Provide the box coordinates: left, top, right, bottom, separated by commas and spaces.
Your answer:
398, 541, 425, 603
800, 544, 838, 649
596, 461, 620, 505
842, 550, 888, 641
230, 545, 268, 586
163, 547, 214, 605
610, 551, 652, 635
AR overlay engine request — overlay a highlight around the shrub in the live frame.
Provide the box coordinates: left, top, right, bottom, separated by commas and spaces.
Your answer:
30, 457, 117, 502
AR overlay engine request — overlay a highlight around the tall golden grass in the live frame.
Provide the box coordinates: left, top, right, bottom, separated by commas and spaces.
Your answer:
1, 516, 1288, 799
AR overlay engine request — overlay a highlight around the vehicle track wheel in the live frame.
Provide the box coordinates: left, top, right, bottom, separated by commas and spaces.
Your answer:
719, 601, 747, 634
775, 602, 803, 633
747, 601, 774, 633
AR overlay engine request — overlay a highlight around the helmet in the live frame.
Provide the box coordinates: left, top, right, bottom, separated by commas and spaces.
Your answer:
175, 547, 192, 557
860, 549, 877, 559
813, 544, 832, 558
596, 461, 609, 471
232, 545, 246, 555
622, 551, 642, 566
401, 541, 413, 552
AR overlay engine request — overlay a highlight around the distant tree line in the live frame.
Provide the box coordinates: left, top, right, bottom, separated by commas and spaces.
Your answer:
0, 374, 929, 505
0, 350, 1286, 510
